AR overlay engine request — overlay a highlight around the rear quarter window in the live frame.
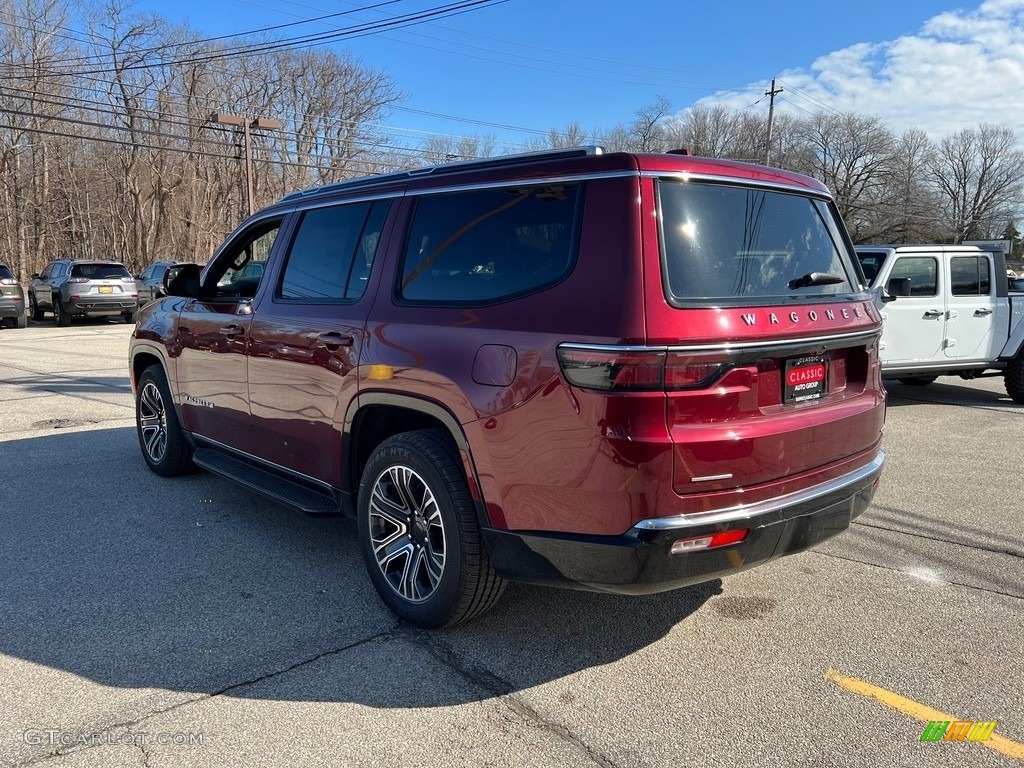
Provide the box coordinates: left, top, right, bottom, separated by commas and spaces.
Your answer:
399, 184, 582, 304
658, 181, 855, 304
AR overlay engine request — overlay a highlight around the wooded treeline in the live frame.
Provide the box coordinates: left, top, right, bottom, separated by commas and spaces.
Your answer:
3, 0, 1023, 280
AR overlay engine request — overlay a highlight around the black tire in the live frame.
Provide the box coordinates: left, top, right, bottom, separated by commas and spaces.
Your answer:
54, 299, 70, 327
15, 312, 27, 329
29, 294, 42, 321
136, 366, 193, 476
357, 429, 505, 629
1006, 353, 1024, 404
898, 376, 937, 386
123, 307, 138, 324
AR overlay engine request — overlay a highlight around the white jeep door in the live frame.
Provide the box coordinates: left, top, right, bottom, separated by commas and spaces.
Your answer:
944, 253, 998, 360
879, 254, 945, 364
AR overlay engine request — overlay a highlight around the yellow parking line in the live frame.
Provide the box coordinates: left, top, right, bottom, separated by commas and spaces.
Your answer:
824, 669, 1024, 761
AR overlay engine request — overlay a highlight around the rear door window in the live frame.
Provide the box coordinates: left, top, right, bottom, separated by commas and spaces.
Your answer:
658, 181, 855, 303
277, 200, 390, 302
950, 256, 991, 295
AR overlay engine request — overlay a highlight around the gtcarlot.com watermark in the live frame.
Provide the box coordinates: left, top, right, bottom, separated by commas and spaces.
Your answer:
23, 729, 203, 747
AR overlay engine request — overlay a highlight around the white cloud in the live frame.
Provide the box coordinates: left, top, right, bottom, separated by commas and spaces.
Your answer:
698, 0, 1024, 139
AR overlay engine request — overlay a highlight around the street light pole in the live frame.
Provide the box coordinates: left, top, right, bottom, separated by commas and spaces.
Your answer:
210, 112, 283, 217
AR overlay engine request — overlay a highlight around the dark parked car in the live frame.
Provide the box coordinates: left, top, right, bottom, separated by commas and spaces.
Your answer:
137, 261, 181, 305
30, 259, 140, 326
131, 147, 886, 628
0, 263, 27, 328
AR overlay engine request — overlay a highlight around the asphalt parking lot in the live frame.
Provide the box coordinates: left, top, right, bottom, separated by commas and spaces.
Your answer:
1, 320, 1021, 768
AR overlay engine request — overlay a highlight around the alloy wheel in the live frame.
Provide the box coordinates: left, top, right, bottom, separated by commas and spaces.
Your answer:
138, 380, 168, 463
368, 465, 447, 603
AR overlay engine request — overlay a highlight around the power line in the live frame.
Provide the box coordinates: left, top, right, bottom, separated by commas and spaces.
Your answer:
776, 80, 841, 115
246, 0, 751, 88
0, 119, 435, 173
46, 0, 411, 69
0, 0, 507, 81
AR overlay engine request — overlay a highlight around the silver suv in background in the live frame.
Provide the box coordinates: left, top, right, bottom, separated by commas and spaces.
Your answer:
0, 263, 27, 328
29, 259, 140, 326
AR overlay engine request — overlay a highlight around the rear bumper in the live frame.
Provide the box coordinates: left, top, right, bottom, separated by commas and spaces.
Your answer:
64, 297, 138, 315
0, 299, 25, 318
483, 451, 884, 594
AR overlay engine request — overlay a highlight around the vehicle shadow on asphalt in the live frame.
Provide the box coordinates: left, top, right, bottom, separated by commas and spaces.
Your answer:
883, 379, 1023, 409
0, 426, 721, 708
2, 374, 132, 395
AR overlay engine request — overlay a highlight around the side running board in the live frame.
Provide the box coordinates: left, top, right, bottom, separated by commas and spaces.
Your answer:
192, 447, 340, 516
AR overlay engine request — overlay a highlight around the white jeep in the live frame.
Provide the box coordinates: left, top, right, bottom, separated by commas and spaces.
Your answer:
855, 244, 1024, 403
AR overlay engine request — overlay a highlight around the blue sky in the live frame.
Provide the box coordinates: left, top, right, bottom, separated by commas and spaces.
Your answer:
133, 0, 1019, 149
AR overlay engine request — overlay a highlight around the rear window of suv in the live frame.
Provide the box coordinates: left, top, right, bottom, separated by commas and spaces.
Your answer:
0, 265, 15, 281
70, 263, 132, 280
658, 181, 854, 304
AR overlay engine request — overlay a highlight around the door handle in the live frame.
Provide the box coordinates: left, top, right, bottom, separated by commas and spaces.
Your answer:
974, 308, 993, 317
923, 310, 943, 318
220, 324, 244, 335
316, 332, 354, 349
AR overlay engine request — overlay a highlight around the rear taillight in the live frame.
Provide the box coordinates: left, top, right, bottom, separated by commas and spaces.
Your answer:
0, 278, 16, 285
556, 347, 663, 391
67, 277, 89, 283
557, 345, 734, 392
121, 277, 136, 283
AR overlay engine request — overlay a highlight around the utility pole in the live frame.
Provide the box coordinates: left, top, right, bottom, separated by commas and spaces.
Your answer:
764, 78, 783, 166
210, 112, 283, 217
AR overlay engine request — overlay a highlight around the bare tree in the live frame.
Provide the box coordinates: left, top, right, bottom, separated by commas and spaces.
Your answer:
879, 129, 942, 243
930, 124, 1024, 242
630, 95, 672, 152
418, 133, 499, 165
670, 104, 740, 157
794, 113, 896, 242
0, 0, 77, 280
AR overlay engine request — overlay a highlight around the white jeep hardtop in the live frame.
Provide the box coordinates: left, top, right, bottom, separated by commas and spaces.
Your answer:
855, 244, 1024, 402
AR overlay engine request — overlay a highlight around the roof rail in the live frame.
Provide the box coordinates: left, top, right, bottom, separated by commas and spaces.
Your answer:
279, 145, 605, 203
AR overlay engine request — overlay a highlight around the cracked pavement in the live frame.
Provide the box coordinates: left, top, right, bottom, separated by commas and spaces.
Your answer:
0, 322, 1021, 767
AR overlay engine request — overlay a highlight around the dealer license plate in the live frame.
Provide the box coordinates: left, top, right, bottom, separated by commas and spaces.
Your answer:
783, 356, 828, 402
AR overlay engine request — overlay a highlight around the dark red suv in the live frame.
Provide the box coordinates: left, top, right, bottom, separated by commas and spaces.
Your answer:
130, 147, 886, 628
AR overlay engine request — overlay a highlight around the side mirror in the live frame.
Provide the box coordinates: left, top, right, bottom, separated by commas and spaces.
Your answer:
31, 273, 39, 280
162, 263, 202, 298
886, 277, 912, 299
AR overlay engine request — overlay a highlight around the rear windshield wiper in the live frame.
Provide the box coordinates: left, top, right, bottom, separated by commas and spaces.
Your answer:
787, 272, 845, 290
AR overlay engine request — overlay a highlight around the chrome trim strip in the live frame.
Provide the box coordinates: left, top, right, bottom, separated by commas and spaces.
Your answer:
299, 191, 404, 211
645, 170, 833, 198
558, 328, 880, 355
281, 167, 828, 206
690, 473, 734, 483
633, 451, 885, 531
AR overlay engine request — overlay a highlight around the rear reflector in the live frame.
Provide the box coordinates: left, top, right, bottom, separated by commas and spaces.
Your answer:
557, 345, 734, 392
671, 528, 749, 555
